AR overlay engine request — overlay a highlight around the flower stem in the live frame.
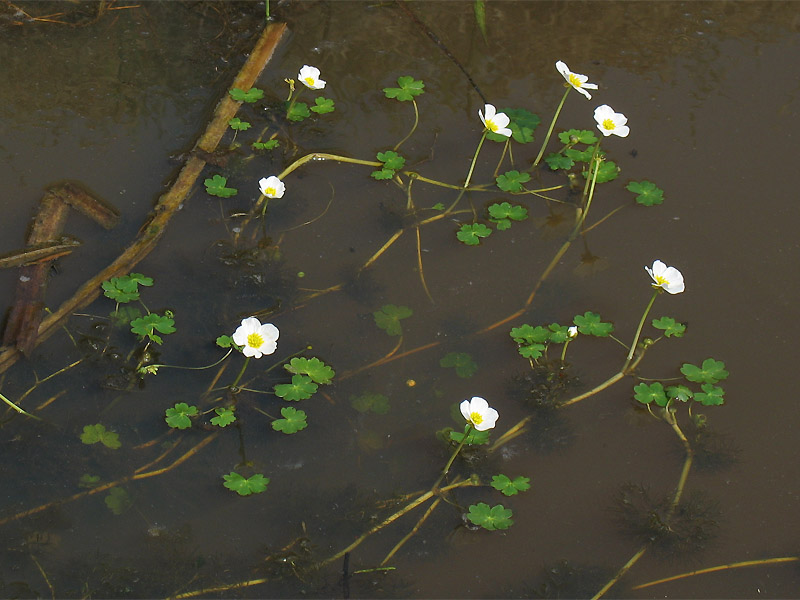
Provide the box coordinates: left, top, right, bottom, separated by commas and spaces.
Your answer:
463, 132, 488, 190
532, 87, 570, 167
230, 356, 251, 390
623, 289, 659, 370
434, 424, 472, 490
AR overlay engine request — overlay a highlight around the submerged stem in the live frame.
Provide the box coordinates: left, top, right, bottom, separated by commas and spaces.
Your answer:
230, 356, 250, 390
393, 98, 419, 151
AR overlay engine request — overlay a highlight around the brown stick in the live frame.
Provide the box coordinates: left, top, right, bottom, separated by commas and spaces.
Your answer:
47, 181, 120, 230
0, 22, 287, 373
0, 237, 81, 269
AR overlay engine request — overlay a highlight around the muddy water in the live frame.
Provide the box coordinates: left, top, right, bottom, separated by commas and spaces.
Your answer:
1, 1, 798, 598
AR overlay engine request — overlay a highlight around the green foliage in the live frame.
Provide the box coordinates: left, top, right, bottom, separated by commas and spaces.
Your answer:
474, 0, 487, 43
558, 129, 598, 145
488, 202, 528, 230
216, 335, 233, 348
450, 424, 490, 445
633, 382, 668, 407
80, 424, 121, 449
491, 474, 531, 496
204, 174, 238, 198
565, 147, 595, 163
130, 312, 176, 345
229, 87, 264, 103
228, 117, 251, 131
165, 403, 197, 429
383, 75, 425, 102
253, 139, 279, 150
545, 153, 573, 170
573, 311, 614, 337
351, 392, 390, 414
110, 305, 142, 327
652, 316, 686, 338
274, 374, 318, 401
667, 384, 693, 402
223, 472, 269, 496
286, 101, 310, 122
510, 324, 551, 345
210, 406, 236, 427
627, 180, 665, 206
431, 202, 445, 210
272, 406, 308, 434
439, 352, 478, 378
467, 502, 514, 531
457, 223, 492, 245
681, 358, 728, 384
694, 383, 725, 406
373, 304, 413, 336
102, 273, 153, 303
79, 474, 101, 488
284, 357, 335, 384
547, 323, 571, 344
105, 487, 133, 515
504, 108, 540, 144
310, 96, 335, 114
518, 344, 545, 359
495, 170, 531, 193
371, 150, 406, 180
583, 160, 619, 183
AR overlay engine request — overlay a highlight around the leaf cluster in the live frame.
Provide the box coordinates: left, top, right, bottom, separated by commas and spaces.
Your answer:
229, 87, 264, 103
80, 424, 121, 449
165, 402, 197, 429
634, 358, 729, 408
627, 180, 665, 206
439, 352, 477, 378
371, 150, 406, 180
130, 311, 176, 345
486, 108, 540, 144
383, 76, 425, 102
373, 304, 413, 336
449, 424, 490, 446
495, 170, 531, 193
510, 312, 611, 360
351, 392, 390, 414
204, 174, 238, 198
488, 201, 528, 230
467, 502, 514, 531
491, 474, 531, 496
545, 129, 598, 171
102, 272, 153, 303
456, 223, 492, 246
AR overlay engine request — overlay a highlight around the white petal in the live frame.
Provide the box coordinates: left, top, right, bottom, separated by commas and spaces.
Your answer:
483, 104, 497, 121
459, 399, 472, 422
493, 111, 510, 129
555, 60, 570, 78
470, 396, 489, 413
259, 323, 280, 342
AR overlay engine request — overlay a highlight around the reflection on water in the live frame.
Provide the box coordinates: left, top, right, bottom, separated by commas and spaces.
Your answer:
1, 1, 799, 598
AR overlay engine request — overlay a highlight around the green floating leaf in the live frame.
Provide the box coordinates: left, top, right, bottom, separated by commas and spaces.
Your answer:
633, 382, 668, 407
547, 323, 570, 344
510, 324, 551, 346
488, 202, 528, 230
491, 474, 531, 496
694, 383, 725, 406
373, 304, 413, 336
519, 344, 545, 359
376, 150, 406, 171
457, 223, 492, 246
450, 425, 490, 446
383, 75, 425, 102
440, 352, 478, 378
565, 147, 594, 163
274, 374, 318, 401
216, 335, 233, 348
558, 129, 598, 145
504, 108, 540, 144
165, 402, 197, 430
545, 153, 573, 171
131, 312, 176, 345
667, 384, 693, 403
253, 139, 279, 150
496, 170, 531, 193
204, 174, 238, 198
80, 424, 121, 449
284, 357, 336, 385
223, 472, 269, 496
229, 87, 264, 103
652, 316, 686, 338
228, 117, 251, 131
351, 392, 390, 414
467, 502, 514, 531
210, 406, 236, 427
102, 272, 152, 303
310, 96, 335, 114
681, 358, 729, 384
573, 312, 614, 337
627, 180, 664, 206
286, 101, 310, 122
583, 160, 619, 183
272, 406, 308, 434
105, 487, 133, 515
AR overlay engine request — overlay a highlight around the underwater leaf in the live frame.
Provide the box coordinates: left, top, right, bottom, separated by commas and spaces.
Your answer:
681, 358, 729, 384
284, 357, 335, 385
573, 311, 614, 337
545, 153, 574, 171
693, 383, 725, 406
558, 129, 598, 145
351, 392, 390, 414
80, 424, 121, 449
467, 502, 514, 531
510, 324, 551, 346
228, 117, 251, 131
373, 304, 413, 336
105, 487, 133, 515
223, 472, 269, 496
272, 406, 308, 434
495, 170, 531, 193
274, 374, 318, 401
633, 382, 668, 407
286, 101, 311, 122
504, 107, 540, 144
491, 474, 531, 496
253, 139, 279, 150
110, 306, 142, 327
439, 352, 478, 378
79, 474, 101, 488
627, 180, 664, 206
667, 385, 694, 403
165, 402, 197, 430
210, 406, 236, 427
652, 316, 686, 338
457, 223, 492, 246
310, 96, 335, 114
229, 87, 264, 103
204, 174, 238, 198
383, 75, 425, 101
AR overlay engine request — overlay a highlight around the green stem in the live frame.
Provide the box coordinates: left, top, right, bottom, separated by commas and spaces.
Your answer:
393, 99, 419, 151
434, 424, 472, 490
0, 390, 40, 420
230, 357, 251, 390
532, 87, 570, 167
623, 289, 659, 370
441, 132, 487, 216
592, 544, 649, 600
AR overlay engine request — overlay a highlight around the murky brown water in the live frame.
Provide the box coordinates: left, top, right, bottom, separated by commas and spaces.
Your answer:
1, 1, 799, 598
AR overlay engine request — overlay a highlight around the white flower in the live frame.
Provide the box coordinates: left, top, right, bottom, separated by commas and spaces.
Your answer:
594, 104, 630, 138
459, 396, 499, 431
298, 65, 326, 90
232, 317, 279, 358
555, 61, 598, 99
568, 326, 579, 338
258, 176, 285, 199
645, 260, 685, 294
479, 104, 512, 138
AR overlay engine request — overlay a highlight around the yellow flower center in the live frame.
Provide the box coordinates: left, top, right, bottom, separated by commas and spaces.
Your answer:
247, 332, 265, 348
264, 186, 276, 196
304, 76, 316, 87
568, 73, 582, 88
470, 411, 484, 425
602, 118, 616, 131
655, 275, 669, 286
